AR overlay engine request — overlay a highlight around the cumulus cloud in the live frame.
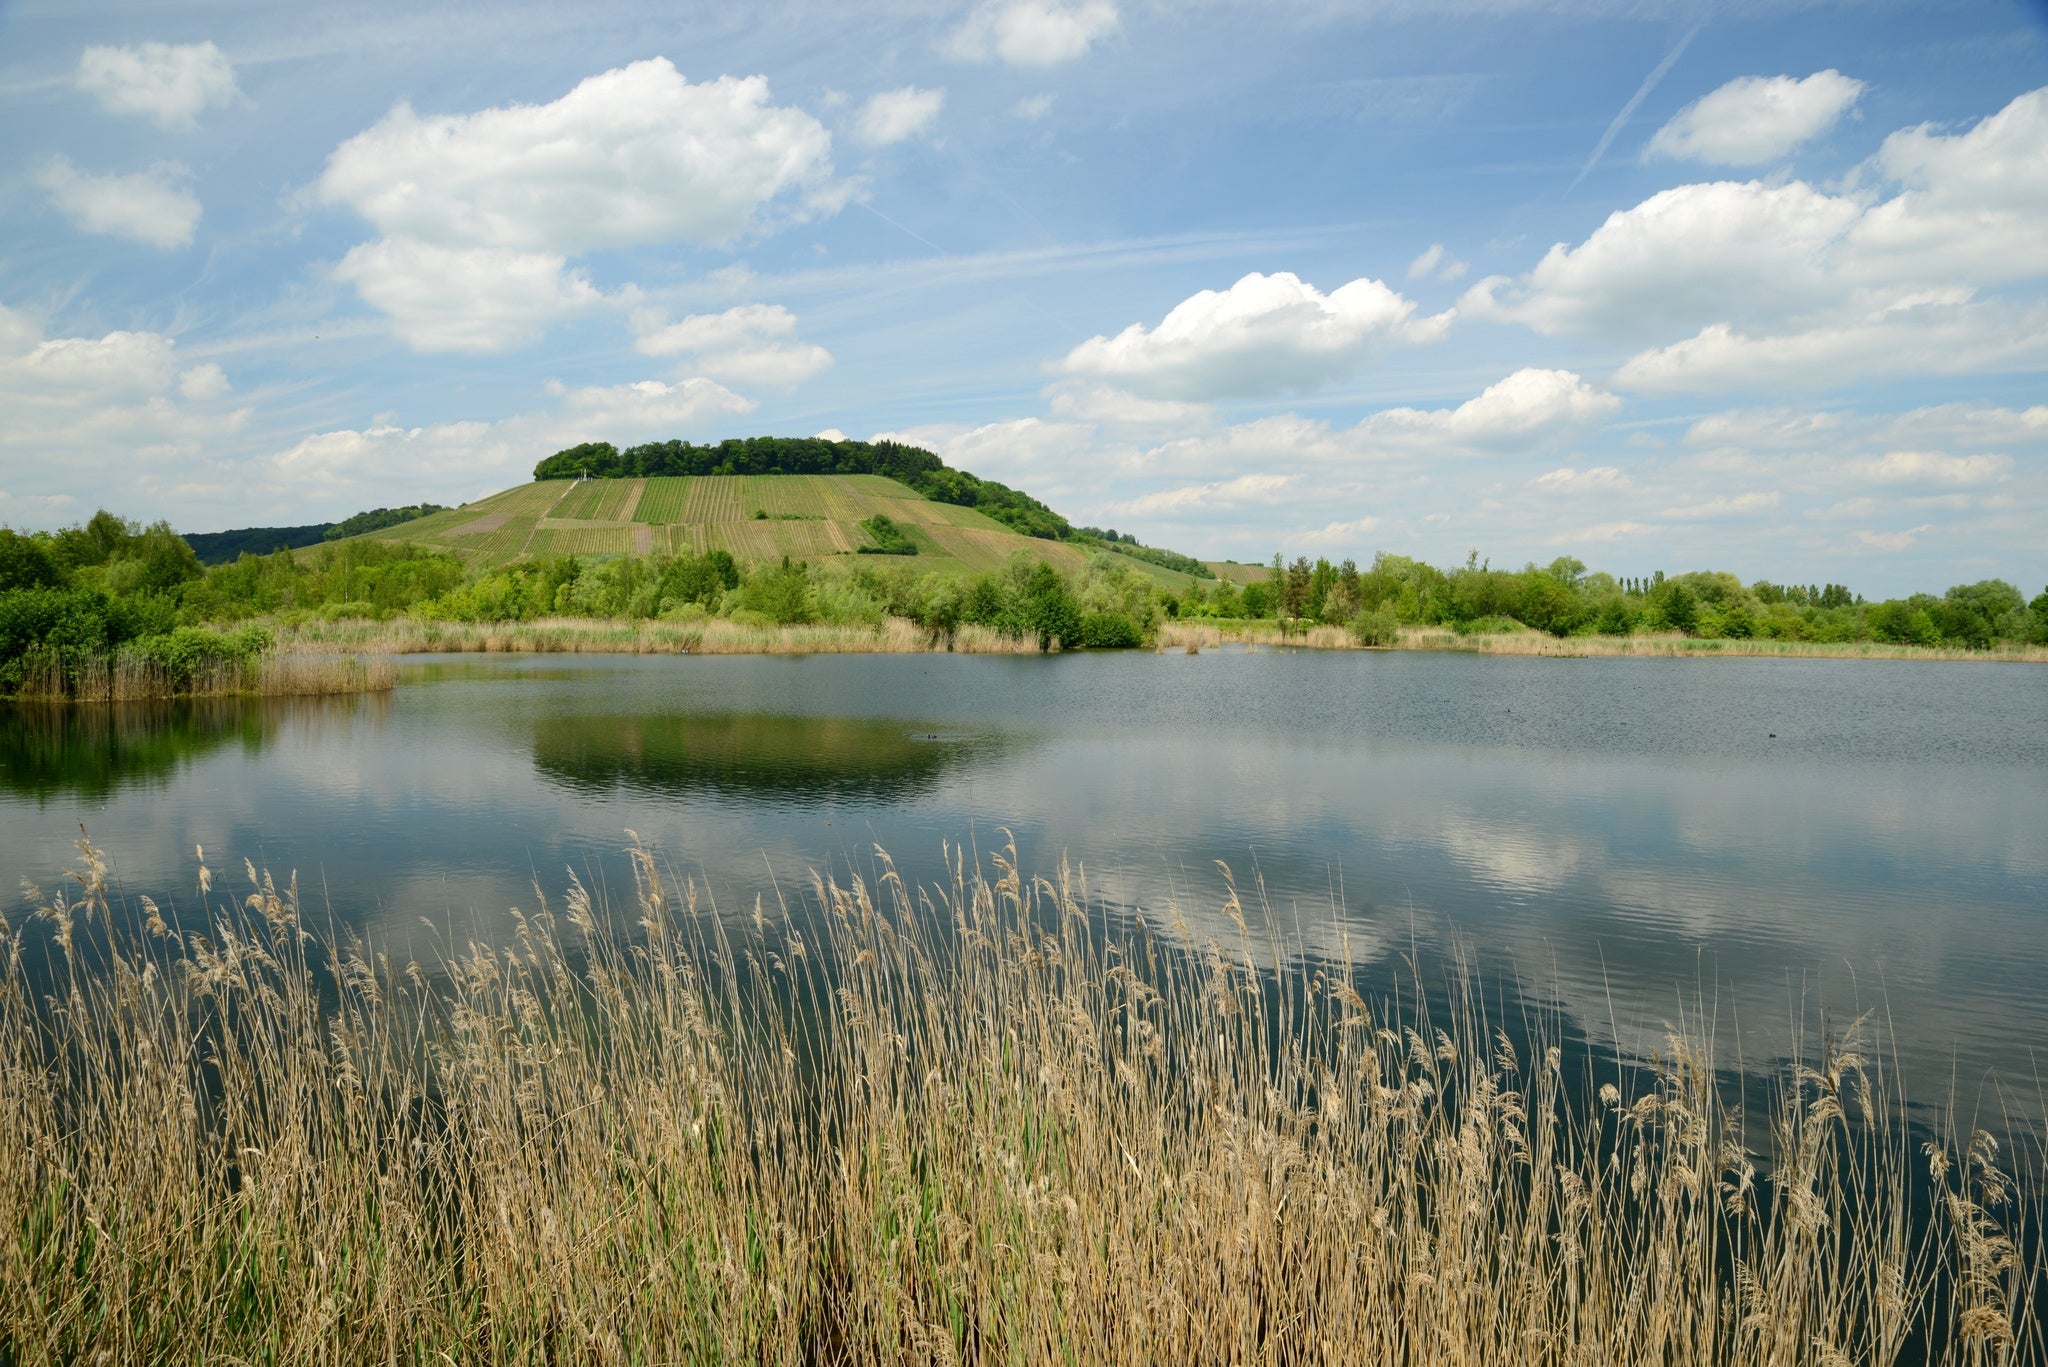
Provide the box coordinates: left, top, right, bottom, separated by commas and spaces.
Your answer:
1407, 243, 1467, 282
1848, 451, 2014, 486
1469, 86, 2048, 392
1355, 368, 1619, 447
1046, 385, 1213, 429
1014, 93, 1055, 121
318, 60, 838, 254
854, 86, 945, 147
1646, 71, 1864, 166
76, 40, 238, 130
0, 303, 248, 524
1659, 491, 1781, 519
1855, 524, 1933, 552
1533, 465, 1630, 489
633, 303, 833, 387
178, 363, 231, 400
1118, 472, 1298, 516
1058, 271, 1449, 401
317, 58, 844, 348
942, 0, 1119, 66
37, 158, 201, 249
332, 239, 603, 354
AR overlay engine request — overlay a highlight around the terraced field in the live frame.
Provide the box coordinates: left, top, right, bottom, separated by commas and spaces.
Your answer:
340, 474, 1112, 577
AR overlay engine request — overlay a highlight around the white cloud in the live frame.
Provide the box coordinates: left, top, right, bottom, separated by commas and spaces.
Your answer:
1464, 179, 1864, 339
0, 304, 248, 524
942, 0, 1119, 66
1296, 517, 1380, 546
1406, 243, 1467, 282
1471, 86, 2048, 393
1659, 491, 1781, 519
37, 158, 201, 249
1613, 298, 2048, 394
316, 58, 845, 352
1058, 271, 1449, 400
854, 86, 945, 147
332, 238, 603, 354
632, 303, 833, 388
177, 363, 231, 400
1014, 93, 1055, 121
1855, 524, 1933, 552
1046, 385, 1213, 429
1555, 520, 1661, 544
1646, 71, 1864, 166
1356, 369, 1619, 447
318, 59, 839, 255
1533, 465, 1630, 489
1119, 472, 1297, 516
1850, 451, 2013, 486
76, 40, 237, 130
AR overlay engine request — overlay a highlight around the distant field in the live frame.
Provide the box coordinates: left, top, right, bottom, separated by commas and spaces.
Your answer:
340, 474, 1097, 575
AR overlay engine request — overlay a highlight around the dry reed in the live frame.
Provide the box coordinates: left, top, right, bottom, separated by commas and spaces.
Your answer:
275, 615, 1043, 657
1, 834, 2040, 1363
9, 648, 394, 701
1155, 620, 2048, 663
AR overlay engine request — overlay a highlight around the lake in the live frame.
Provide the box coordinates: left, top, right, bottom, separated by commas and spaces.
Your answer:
3, 647, 2044, 1117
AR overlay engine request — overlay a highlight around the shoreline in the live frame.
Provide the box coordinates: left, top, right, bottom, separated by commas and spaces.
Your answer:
261, 614, 2048, 663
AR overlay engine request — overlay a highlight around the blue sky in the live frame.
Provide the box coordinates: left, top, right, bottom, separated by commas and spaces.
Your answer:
3, 0, 2045, 594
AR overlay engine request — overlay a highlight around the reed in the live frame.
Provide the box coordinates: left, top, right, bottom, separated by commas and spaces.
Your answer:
274, 615, 1045, 656
7, 648, 394, 701
1156, 619, 2048, 662
0, 834, 2039, 1363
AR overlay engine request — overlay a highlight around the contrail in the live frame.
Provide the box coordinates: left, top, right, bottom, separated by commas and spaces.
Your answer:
1569, 23, 1703, 192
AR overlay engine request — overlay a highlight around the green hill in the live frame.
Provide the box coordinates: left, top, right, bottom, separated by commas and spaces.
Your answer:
342, 473, 1123, 580
333, 437, 1212, 588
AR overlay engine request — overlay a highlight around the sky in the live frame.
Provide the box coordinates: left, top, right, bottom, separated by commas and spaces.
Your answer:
2, 0, 2045, 595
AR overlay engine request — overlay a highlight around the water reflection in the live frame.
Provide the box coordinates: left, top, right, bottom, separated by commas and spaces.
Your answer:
530, 710, 1000, 803
0, 650, 2041, 1120
0, 694, 389, 804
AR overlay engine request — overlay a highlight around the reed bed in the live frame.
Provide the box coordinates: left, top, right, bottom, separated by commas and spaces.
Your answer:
276, 615, 1042, 656
1155, 620, 2048, 663
8, 648, 395, 701
1, 835, 2041, 1363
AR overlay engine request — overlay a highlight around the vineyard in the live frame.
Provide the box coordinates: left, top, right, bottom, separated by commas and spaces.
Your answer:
335, 474, 1132, 581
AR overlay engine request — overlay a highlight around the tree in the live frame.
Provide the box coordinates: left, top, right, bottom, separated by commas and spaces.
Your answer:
1020, 561, 1081, 650
1659, 582, 1699, 635
0, 529, 62, 592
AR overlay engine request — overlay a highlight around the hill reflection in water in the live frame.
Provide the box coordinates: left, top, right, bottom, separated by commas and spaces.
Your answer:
528, 709, 1002, 804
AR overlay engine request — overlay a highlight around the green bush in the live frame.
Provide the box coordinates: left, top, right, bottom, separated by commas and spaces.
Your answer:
856, 514, 918, 555
1350, 606, 1400, 647
1078, 611, 1142, 648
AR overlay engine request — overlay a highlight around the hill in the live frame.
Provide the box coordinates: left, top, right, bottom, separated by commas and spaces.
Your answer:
334, 437, 1213, 587
342, 473, 1171, 581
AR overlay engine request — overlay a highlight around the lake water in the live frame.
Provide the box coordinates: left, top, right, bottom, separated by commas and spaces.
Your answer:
3, 648, 2044, 1116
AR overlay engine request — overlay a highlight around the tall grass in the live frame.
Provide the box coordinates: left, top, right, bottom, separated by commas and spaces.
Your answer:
1156, 619, 2048, 662
1, 835, 2040, 1362
9, 648, 394, 701
276, 615, 1043, 656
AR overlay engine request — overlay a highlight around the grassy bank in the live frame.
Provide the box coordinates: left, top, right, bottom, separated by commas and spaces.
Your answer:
2, 836, 2039, 1362
275, 614, 1040, 655
1158, 619, 2048, 662
6, 646, 395, 701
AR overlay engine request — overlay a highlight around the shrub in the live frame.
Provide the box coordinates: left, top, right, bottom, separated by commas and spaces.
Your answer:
1078, 610, 1142, 648
1350, 606, 1400, 647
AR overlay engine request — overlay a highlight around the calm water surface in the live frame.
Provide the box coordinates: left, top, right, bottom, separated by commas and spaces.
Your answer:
4, 648, 2044, 1109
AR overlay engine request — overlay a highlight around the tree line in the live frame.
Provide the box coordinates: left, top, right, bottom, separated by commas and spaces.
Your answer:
1171, 551, 2048, 650
6, 508, 2045, 699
